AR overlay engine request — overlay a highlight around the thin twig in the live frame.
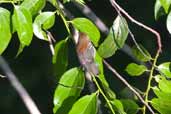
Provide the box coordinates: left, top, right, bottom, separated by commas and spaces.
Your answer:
72, 1, 109, 34
143, 51, 160, 114
109, 0, 154, 63
92, 75, 115, 114
47, 31, 55, 55
0, 74, 6, 78
0, 56, 41, 114
103, 60, 155, 114
110, 0, 162, 53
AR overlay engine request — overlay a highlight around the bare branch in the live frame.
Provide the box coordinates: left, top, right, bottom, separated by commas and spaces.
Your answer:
0, 56, 41, 114
47, 31, 55, 55
103, 60, 155, 114
72, 1, 109, 34
109, 0, 162, 53
59, 1, 155, 113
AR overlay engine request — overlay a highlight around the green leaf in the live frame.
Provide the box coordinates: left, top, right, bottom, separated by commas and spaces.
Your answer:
53, 67, 85, 114
94, 53, 116, 100
21, 0, 45, 16
154, 0, 166, 20
62, 0, 85, 5
52, 39, 68, 78
121, 99, 139, 114
13, 6, 33, 48
158, 76, 171, 93
120, 87, 138, 100
152, 76, 171, 114
151, 98, 171, 114
74, 0, 85, 5
98, 16, 128, 58
159, 0, 171, 13
62, 0, 70, 3
0, 8, 11, 54
47, 0, 58, 6
104, 86, 116, 100
131, 44, 152, 62
95, 53, 109, 87
125, 63, 147, 76
72, 18, 100, 47
111, 99, 126, 114
33, 12, 55, 40
167, 11, 171, 34
69, 92, 97, 114
158, 62, 171, 78
153, 87, 171, 100
16, 44, 25, 57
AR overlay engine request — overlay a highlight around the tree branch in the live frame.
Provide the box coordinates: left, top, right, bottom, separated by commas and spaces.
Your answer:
103, 60, 155, 114
0, 56, 41, 114
109, 0, 162, 53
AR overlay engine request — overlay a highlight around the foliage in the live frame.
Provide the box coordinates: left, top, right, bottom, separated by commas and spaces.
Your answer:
0, 0, 171, 114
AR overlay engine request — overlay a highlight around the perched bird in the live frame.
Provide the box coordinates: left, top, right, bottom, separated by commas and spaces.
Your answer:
76, 32, 99, 76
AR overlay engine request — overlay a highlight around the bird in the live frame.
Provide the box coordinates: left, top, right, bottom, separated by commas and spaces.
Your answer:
76, 32, 99, 76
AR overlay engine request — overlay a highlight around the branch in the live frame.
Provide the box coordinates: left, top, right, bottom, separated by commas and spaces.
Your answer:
109, 0, 162, 53
0, 56, 41, 114
59, 1, 155, 113
0, 74, 6, 78
103, 60, 155, 114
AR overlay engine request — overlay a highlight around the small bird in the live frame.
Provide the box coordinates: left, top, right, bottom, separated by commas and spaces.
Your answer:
76, 32, 99, 76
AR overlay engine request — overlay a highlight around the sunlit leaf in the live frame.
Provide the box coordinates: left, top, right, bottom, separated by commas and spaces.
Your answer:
62, 0, 85, 5
125, 63, 147, 76
0, 8, 11, 54
21, 0, 45, 16
53, 67, 85, 114
74, 0, 85, 5
158, 62, 171, 78
111, 99, 126, 114
153, 87, 171, 100
151, 98, 171, 114
98, 16, 128, 58
13, 6, 33, 51
62, 0, 70, 3
16, 44, 25, 57
166, 11, 171, 34
69, 92, 97, 114
132, 44, 152, 62
52, 39, 68, 78
159, 0, 171, 13
121, 99, 139, 114
33, 12, 55, 40
152, 75, 171, 114
72, 18, 100, 47
154, 0, 166, 20
158, 76, 171, 93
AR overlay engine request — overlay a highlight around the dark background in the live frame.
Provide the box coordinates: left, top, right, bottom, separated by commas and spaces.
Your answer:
0, 0, 171, 114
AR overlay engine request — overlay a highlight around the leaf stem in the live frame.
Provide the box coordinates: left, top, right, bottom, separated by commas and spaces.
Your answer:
143, 51, 160, 114
54, 1, 71, 34
92, 76, 115, 114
